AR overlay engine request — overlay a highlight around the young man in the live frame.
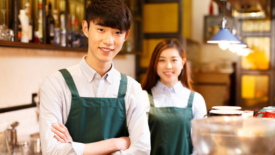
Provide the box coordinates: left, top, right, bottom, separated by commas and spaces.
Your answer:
39, 0, 150, 154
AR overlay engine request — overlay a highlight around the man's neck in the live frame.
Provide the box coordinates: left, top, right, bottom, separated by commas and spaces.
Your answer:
85, 55, 112, 77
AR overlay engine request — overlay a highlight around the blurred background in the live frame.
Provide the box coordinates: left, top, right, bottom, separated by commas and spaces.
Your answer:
0, 0, 273, 146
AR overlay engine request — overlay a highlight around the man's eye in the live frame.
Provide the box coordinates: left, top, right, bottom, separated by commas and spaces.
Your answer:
116, 31, 122, 34
98, 29, 104, 31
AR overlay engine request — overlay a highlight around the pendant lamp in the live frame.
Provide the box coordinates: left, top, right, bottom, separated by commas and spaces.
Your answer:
236, 46, 251, 56
207, 1, 240, 50
229, 28, 247, 52
229, 38, 247, 53
228, 0, 247, 53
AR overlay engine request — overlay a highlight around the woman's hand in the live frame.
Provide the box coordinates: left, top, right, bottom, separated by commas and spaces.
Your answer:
51, 121, 73, 143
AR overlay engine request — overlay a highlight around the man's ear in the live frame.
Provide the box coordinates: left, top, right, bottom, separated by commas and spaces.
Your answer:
82, 20, 89, 37
124, 30, 130, 40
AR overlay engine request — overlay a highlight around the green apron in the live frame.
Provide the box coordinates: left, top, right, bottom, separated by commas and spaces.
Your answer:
59, 69, 129, 143
147, 89, 194, 155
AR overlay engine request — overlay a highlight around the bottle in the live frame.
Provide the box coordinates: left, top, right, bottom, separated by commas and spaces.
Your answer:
34, 31, 40, 43
18, 20, 22, 41
25, 0, 33, 42
67, 15, 72, 47
53, 9, 59, 28
54, 27, 60, 46
53, 9, 60, 45
72, 17, 80, 47
80, 27, 86, 48
38, 3, 43, 43
46, 2, 55, 44
209, 0, 213, 15
18, 10, 29, 43
60, 13, 66, 47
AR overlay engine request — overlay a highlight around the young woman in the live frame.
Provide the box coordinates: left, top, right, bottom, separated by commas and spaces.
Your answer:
142, 39, 207, 155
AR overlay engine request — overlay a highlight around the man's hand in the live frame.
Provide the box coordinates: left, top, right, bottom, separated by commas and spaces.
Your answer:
115, 137, 131, 150
51, 121, 73, 143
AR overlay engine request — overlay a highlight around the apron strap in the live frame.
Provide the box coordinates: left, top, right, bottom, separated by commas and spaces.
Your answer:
146, 89, 155, 107
118, 73, 128, 98
187, 91, 195, 108
59, 69, 80, 97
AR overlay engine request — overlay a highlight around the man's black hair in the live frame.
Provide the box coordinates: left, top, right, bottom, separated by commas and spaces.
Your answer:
85, 0, 132, 32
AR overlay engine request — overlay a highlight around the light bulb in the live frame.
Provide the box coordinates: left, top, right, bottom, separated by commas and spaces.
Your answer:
242, 51, 249, 57
229, 45, 237, 53
236, 50, 242, 56
241, 48, 250, 57
218, 42, 230, 50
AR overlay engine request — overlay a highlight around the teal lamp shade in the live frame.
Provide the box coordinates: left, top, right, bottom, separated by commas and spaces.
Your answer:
207, 28, 240, 44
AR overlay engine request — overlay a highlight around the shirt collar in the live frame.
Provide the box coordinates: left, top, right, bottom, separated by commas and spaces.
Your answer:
155, 80, 184, 94
80, 56, 114, 84
173, 81, 184, 93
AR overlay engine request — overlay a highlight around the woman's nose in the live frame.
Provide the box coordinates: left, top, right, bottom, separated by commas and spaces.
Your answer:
165, 61, 172, 68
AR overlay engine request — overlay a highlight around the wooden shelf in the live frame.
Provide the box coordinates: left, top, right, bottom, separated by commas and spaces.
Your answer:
0, 40, 141, 55
0, 40, 87, 52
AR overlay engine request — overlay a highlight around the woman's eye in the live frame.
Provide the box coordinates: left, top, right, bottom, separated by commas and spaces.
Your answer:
116, 31, 122, 34
159, 59, 164, 62
173, 59, 178, 61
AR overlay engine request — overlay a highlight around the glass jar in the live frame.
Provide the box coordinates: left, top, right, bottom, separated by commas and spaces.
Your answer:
17, 141, 29, 155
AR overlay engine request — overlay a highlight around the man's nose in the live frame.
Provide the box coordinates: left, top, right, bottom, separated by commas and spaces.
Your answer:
103, 31, 114, 45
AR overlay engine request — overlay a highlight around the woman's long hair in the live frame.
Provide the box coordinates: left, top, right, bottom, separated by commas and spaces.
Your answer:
141, 40, 193, 91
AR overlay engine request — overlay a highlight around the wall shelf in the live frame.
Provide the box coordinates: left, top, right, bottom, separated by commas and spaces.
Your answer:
0, 40, 142, 55
0, 40, 87, 52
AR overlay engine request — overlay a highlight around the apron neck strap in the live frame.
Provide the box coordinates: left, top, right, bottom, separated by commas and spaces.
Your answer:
59, 69, 80, 97
187, 91, 195, 108
118, 73, 127, 98
146, 89, 155, 107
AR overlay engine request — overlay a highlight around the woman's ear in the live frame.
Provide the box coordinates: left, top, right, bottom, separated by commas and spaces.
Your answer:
82, 20, 89, 37
182, 58, 186, 69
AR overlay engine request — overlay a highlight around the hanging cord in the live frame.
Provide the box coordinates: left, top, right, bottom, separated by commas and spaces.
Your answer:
221, 0, 227, 29
232, 0, 237, 35
233, 0, 235, 27
223, 0, 226, 18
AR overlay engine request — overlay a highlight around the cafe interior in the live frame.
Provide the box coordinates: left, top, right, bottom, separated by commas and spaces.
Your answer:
0, 0, 275, 154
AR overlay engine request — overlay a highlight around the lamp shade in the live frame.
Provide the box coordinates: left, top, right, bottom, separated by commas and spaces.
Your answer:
207, 28, 240, 44
231, 36, 247, 47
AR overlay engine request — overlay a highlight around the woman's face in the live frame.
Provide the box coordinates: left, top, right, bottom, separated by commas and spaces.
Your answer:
157, 48, 185, 88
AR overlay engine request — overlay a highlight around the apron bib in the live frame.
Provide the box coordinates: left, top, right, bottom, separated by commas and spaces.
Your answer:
59, 69, 129, 143
147, 89, 194, 155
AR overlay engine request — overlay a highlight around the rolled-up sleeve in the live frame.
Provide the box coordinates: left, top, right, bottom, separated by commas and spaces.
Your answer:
39, 76, 85, 155
112, 78, 150, 155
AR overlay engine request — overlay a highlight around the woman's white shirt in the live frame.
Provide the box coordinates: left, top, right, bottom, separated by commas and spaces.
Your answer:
143, 81, 207, 120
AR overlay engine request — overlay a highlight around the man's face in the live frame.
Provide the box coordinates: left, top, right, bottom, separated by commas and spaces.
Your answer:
83, 20, 129, 64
